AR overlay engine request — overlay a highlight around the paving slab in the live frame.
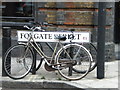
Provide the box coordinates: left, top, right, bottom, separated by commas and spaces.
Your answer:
0, 57, 119, 89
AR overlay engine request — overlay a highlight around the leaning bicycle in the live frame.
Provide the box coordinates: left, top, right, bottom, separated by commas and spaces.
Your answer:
31, 23, 97, 72
4, 23, 93, 80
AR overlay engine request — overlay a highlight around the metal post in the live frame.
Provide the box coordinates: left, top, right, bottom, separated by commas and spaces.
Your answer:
34, 2, 38, 22
97, 2, 106, 79
114, 2, 120, 43
2, 27, 11, 76
68, 30, 75, 76
68, 46, 74, 76
31, 2, 38, 75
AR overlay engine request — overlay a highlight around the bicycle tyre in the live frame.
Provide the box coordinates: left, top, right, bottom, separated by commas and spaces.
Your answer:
79, 43, 97, 72
55, 44, 92, 80
4, 44, 34, 79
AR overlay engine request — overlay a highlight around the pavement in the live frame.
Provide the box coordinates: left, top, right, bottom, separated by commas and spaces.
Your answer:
0, 57, 119, 89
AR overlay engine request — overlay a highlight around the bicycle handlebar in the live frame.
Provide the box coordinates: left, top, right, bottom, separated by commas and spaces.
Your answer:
24, 21, 75, 33
31, 22, 53, 26
24, 22, 52, 31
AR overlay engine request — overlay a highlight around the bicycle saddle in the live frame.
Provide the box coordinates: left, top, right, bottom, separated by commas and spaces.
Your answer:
55, 35, 67, 41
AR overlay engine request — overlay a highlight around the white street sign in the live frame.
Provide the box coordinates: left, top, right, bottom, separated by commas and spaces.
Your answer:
17, 31, 91, 43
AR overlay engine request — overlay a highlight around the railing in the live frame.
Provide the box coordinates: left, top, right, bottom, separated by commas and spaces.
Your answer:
0, 16, 34, 29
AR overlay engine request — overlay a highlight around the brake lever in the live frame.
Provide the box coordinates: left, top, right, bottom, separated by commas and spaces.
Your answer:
24, 25, 30, 29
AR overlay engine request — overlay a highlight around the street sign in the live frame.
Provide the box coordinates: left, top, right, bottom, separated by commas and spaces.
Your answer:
17, 31, 91, 43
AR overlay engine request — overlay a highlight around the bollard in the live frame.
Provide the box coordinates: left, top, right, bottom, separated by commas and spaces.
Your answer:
68, 46, 74, 76
68, 29, 75, 76
97, 2, 106, 79
2, 27, 11, 76
31, 2, 38, 75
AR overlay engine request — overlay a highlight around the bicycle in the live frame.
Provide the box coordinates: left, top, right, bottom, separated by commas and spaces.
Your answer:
36, 43, 97, 73
33, 24, 97, 73
4, 23, 93, 80
37, 39, 97, 73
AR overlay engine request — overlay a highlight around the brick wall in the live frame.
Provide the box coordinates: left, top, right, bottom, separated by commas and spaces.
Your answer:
37, 2, 95, 30
0, 2, 115, 61
36, 2, 115, 61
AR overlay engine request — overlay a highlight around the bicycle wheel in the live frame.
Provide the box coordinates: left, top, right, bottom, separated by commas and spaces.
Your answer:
55, 44, 92, 80
4, 44, 34, 79
80, 43, 97, 72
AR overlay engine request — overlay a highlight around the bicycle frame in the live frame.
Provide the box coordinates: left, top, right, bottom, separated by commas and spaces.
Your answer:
22, 34, 65, 66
